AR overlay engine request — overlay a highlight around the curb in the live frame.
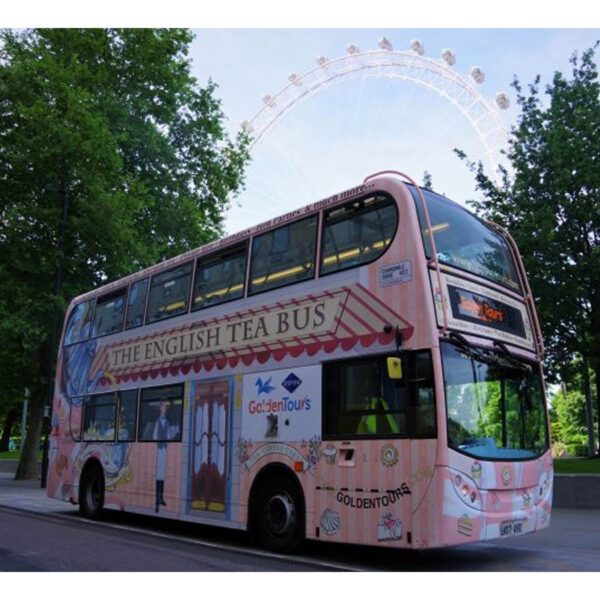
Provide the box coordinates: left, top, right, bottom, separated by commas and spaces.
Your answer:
553, 474, 600, 509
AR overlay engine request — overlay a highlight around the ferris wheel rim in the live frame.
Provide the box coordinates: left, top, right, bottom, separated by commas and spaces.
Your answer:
243, 45, 510, 179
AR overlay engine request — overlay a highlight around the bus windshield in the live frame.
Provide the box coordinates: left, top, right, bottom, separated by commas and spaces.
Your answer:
441, 341, 548, 460
411, 187, 521, 292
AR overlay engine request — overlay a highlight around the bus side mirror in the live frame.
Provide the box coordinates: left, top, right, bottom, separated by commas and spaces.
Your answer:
387, 356, 403, 380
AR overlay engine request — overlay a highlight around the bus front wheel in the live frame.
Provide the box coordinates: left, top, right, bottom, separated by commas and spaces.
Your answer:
79, 463, 105, 519
255, 474, 304, 553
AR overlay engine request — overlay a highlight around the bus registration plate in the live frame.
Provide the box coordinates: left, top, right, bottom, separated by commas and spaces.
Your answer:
500, 519, 526, 537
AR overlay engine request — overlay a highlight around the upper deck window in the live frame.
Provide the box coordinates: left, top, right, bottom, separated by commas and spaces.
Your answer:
192, 244, 246, 311
249, 215, 318, 295
64, 300, 94, 346
92, 288, 126, 337
146, 262, 193, 324
411, 187, 521, 292
125, 278, 149, 330
320, 194, 397, 276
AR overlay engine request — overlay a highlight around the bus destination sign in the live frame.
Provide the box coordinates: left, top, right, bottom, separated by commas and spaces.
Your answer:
430, 271, 535, 350
448, 285, 526, 338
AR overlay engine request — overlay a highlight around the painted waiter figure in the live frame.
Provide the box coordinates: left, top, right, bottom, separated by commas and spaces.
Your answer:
153, 400, 171, 512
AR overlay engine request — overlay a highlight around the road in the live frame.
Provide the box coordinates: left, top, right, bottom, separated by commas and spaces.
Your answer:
1, 503, 599, 571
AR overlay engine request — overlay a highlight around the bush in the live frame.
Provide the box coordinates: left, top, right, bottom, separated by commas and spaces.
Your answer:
552, 441, 568, 457
567, 443, 589, 457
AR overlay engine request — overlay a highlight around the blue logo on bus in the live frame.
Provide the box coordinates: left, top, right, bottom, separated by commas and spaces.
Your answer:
282, 373, 302, 394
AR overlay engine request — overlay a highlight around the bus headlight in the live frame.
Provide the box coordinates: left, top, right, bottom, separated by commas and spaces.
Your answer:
450, 469, 482, 510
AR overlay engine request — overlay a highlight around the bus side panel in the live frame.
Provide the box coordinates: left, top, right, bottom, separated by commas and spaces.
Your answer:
309, 439, 413, 547
365, 178, 438, 352
408, 438, 438, 548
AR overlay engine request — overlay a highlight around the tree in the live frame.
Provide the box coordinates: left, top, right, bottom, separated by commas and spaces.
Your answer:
456, 44, 600, 453
422, 171, 433, 190
0, 28, 250, 478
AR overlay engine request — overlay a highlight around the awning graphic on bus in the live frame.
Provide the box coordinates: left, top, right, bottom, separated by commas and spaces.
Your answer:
94, 284, 414, 385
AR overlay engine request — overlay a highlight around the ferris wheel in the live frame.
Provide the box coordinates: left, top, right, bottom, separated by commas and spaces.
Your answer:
227, 37, 511, 233
242, 37, 510, 178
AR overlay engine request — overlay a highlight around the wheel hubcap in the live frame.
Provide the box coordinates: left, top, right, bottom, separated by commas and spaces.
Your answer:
266, 492, 295, 536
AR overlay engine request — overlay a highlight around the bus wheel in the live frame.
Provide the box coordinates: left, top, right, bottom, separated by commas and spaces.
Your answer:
79, 464, 104, 519
256, 475, 304, 553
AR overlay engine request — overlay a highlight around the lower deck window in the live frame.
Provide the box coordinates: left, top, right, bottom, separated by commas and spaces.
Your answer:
323, 356, 408, 438
323, 351, 436, 439
83, 393, 117, 441
138, 384, 184, 442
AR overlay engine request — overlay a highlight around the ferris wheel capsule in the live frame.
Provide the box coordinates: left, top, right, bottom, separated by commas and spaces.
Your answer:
495, 92, 510, 110
470, 66, 485, 84
410, 39, 425, 55
441, 48, 456, 66
378, 37, 393, 51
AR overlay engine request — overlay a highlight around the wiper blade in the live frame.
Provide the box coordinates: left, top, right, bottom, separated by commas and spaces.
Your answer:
493, 340, 532, 373
449, 332, 532, 373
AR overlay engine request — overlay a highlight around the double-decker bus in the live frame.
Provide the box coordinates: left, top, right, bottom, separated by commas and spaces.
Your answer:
48, 171, 552, 552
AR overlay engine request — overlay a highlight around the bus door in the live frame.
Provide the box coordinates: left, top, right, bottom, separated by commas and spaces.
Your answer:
190, 379, 231, 513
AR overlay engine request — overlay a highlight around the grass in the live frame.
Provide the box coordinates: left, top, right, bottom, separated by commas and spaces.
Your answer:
553, 457, 600, 474
0, 450, 21, 460
0, 450, 43, 461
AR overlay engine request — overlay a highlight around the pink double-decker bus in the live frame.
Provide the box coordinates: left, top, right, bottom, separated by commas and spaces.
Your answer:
48, 171, 552, 552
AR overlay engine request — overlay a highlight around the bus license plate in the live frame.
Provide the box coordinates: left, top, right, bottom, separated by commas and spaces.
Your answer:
500, 519, 526, 537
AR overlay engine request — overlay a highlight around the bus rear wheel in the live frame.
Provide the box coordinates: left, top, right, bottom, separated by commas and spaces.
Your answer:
255, 475, 304, 554
79, 464, 105, 519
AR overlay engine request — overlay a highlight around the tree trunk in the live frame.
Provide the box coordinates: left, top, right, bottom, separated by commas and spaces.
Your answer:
0, 407, 19, 452
582, 358, 596, 457
14, 390, 44, 480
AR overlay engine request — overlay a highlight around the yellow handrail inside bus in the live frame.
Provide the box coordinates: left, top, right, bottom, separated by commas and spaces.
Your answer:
194, 282, 244, 305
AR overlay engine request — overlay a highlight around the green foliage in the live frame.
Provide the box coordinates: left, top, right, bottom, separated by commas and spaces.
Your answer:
422, 170, 433, 190
456, 44, 600, 382
550, 388, 590, 453
0, 28, 250, 476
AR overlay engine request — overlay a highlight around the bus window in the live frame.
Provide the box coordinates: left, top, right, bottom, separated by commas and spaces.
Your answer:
192, 244, 246, 311
138, 384, 184, 442
93, 288, 126, 338
249, 215, 318, 295
125, 278, 149, 330
82, 393, 117, 442
412, 351, 436, 437
323, 355, 407, 438
118, 389, 138, 442
146, 263, 192, 324
411, 187, 521, 292
320, 194, 397, 276
64, 300, 94, 346
69, 399, 83, 442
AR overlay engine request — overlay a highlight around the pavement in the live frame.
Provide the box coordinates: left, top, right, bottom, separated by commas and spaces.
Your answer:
0, 471, 70, 514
